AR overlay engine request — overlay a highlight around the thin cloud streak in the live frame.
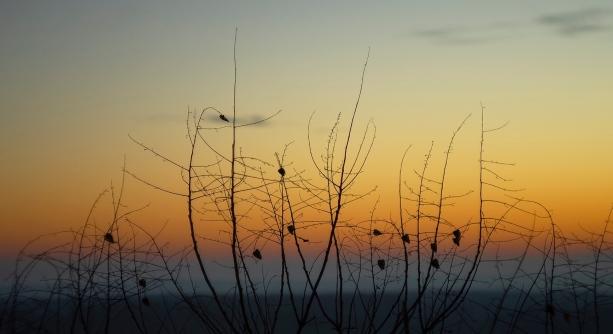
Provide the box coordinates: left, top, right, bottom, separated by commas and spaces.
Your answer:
414, 22, 515, 45
209, 113, 277, 128
537, 8, 613, 36
139, 112, 276, 128
414, 7, 613, 45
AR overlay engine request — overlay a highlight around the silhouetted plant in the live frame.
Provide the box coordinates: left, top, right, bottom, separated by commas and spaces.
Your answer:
2, 34, 613, 334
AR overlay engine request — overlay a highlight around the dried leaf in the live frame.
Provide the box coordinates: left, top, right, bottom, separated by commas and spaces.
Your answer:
453, 229, 461, 238
453, 236, 461, 246
253, 249, 262, 260
104, 233, 115, 244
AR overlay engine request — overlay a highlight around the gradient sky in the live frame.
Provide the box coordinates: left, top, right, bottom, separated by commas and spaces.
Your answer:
1, 1, 612, 263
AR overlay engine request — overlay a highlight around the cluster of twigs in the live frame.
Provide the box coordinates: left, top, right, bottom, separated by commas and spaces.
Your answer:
2, 36, 613, 333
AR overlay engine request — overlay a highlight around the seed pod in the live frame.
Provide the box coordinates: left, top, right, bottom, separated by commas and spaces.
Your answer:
287, 225, 295, 235
401, 234, 410, 244
377, 259, 385, 270
431, 258, 440, 269
138, 278, 147, 288
430, 242, 437, 252
373, 229, 382, 236
278, 167, 285, 176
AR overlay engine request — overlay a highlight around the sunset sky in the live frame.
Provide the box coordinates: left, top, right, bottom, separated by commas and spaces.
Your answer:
1, 0, 612, 268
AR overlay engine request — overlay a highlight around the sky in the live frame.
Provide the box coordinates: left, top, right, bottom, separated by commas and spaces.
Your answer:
1, 0, 612, 266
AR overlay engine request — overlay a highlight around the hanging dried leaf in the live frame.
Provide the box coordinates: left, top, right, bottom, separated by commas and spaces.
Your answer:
452, 229, 461, 246
104, 233, 115, 244
453, 237, 460, 246
453, 229, 461, 238
253, 249, 262, 260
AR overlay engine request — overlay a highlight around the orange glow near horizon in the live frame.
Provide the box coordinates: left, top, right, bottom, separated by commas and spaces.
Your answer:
1, 2, 612, 268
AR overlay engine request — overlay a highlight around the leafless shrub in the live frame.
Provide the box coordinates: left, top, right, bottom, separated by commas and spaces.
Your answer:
2, 35, 612, 334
